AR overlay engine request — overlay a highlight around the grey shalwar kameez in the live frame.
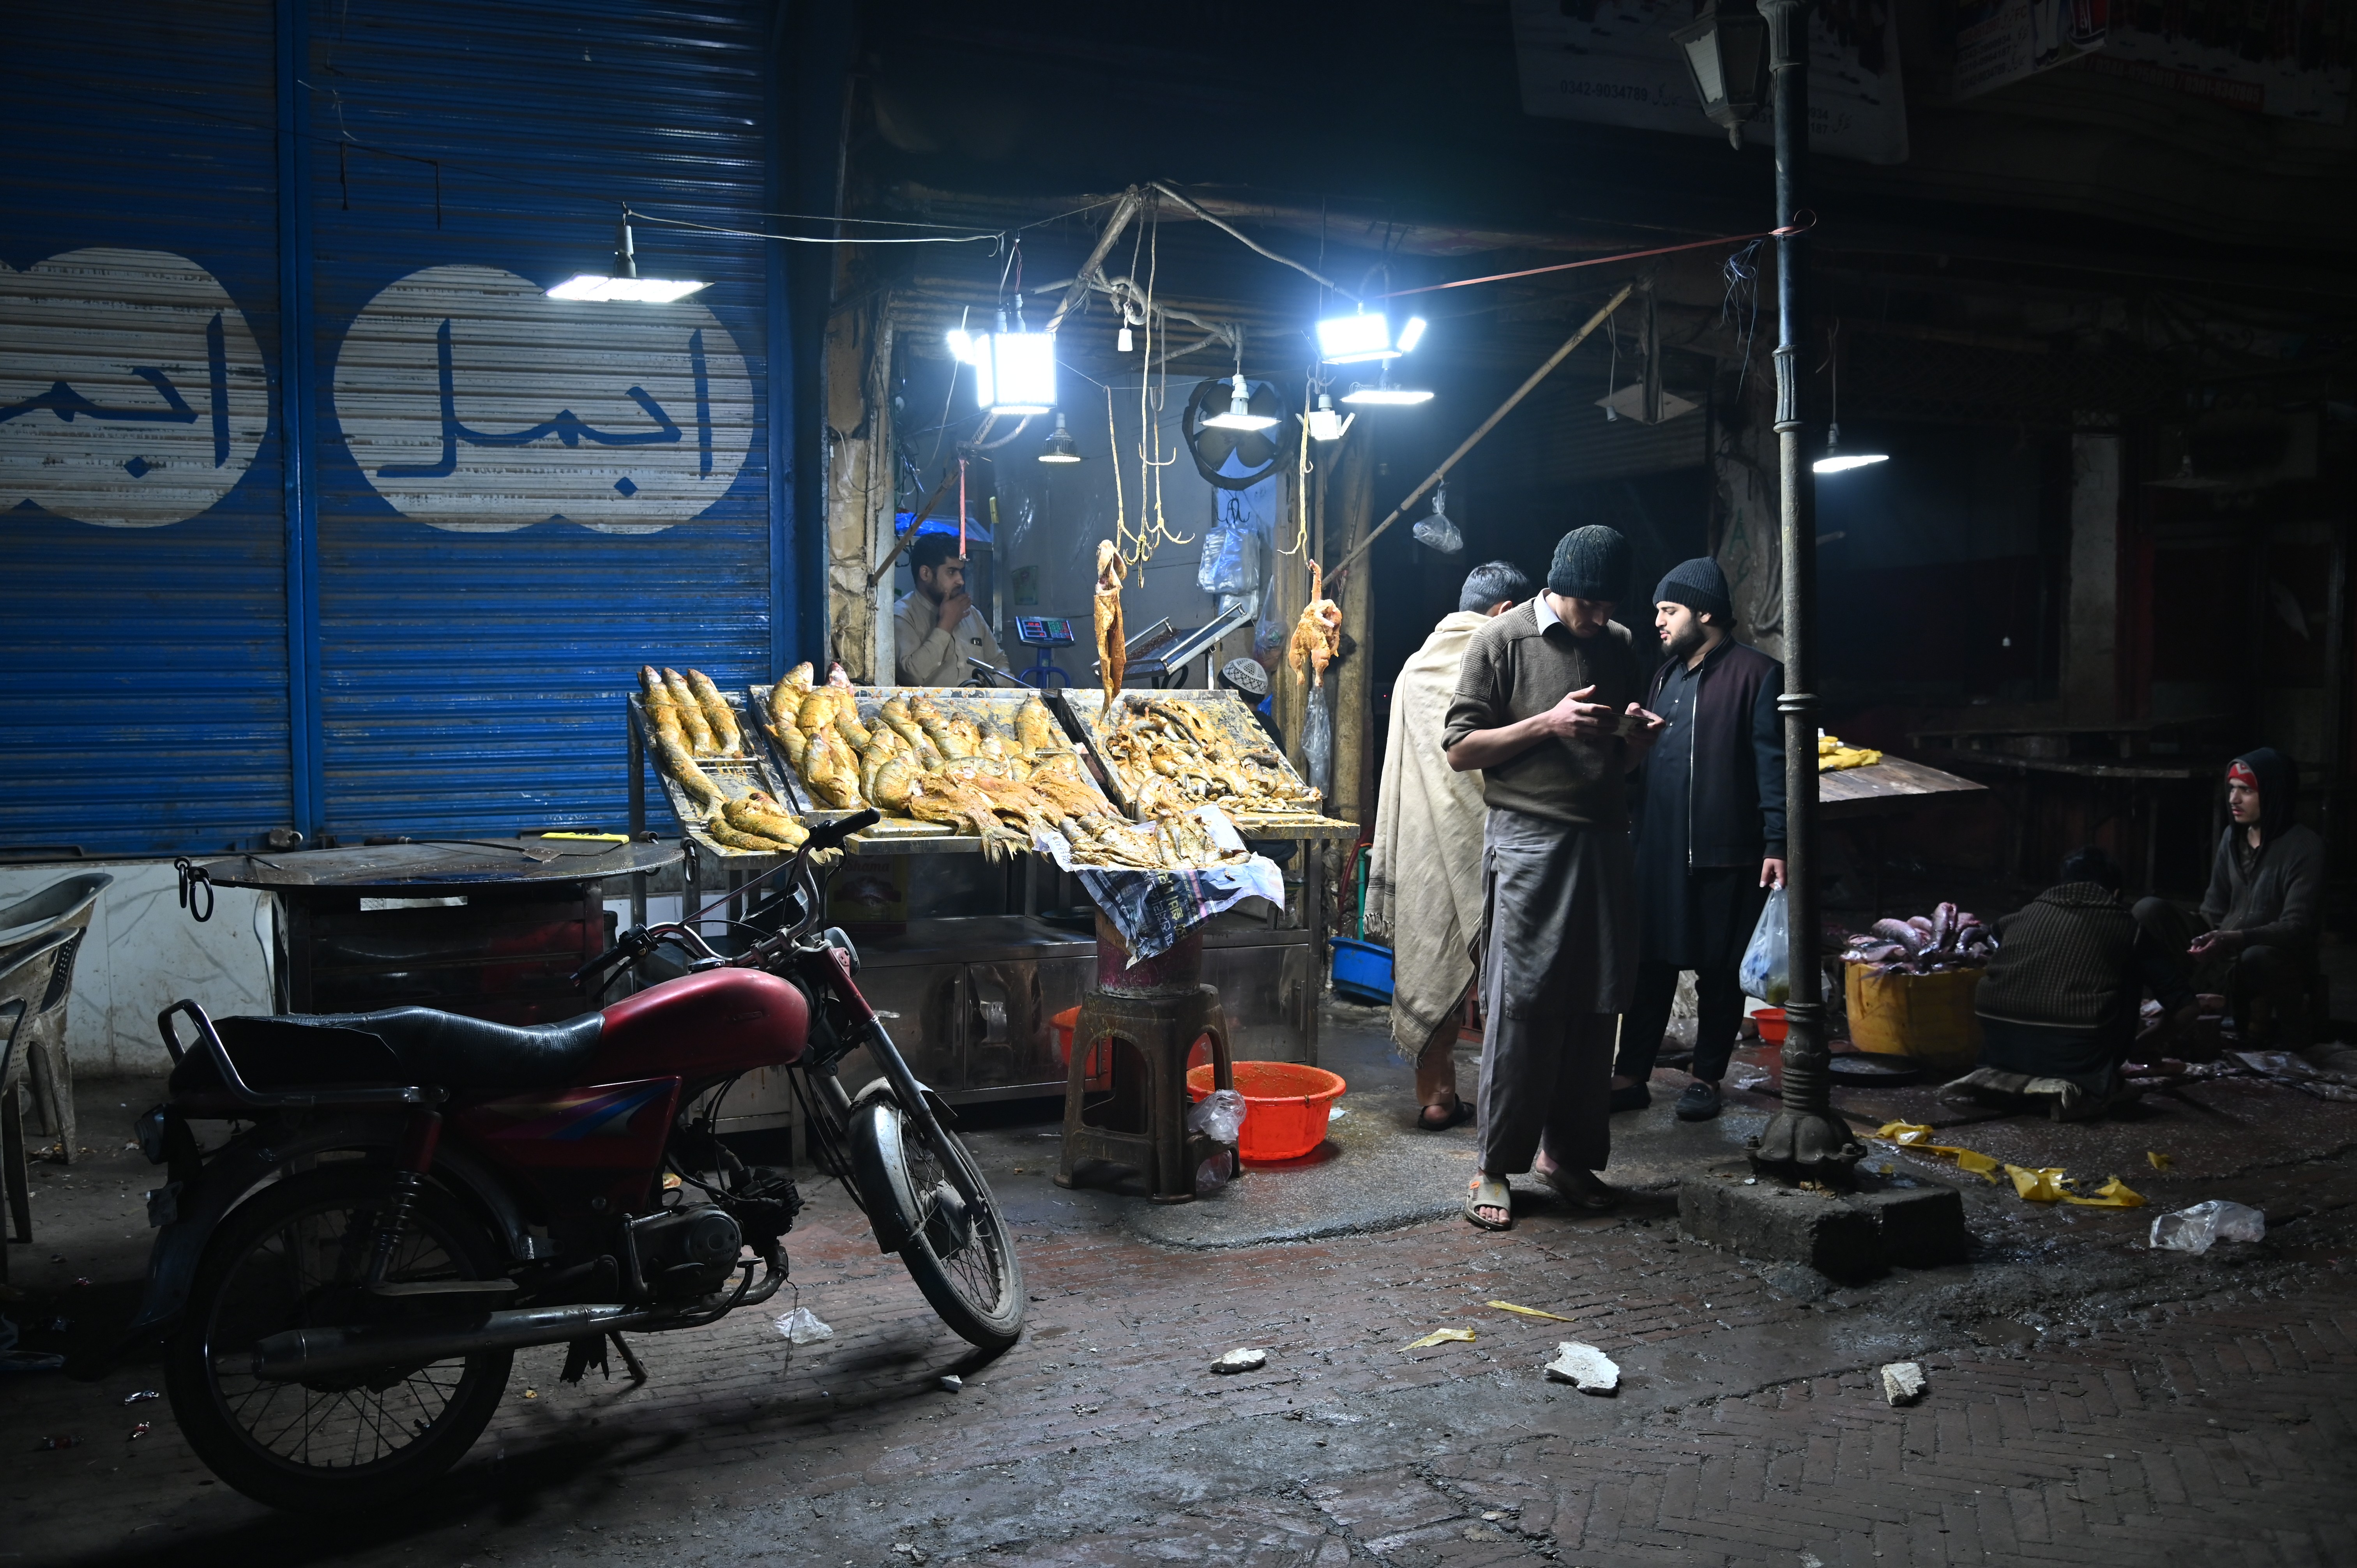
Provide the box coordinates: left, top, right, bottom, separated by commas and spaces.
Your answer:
1443, 595, 1650, 1177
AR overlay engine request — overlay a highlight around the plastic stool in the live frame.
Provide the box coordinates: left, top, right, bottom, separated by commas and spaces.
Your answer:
1055, 984, 1234, 1203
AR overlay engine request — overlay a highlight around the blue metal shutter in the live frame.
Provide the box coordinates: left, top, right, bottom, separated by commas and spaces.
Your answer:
0, 2, 293, 856
307, 0, 778, 839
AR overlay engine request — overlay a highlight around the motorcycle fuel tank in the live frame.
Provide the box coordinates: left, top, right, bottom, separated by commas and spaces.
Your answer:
590, 967, 809, 1081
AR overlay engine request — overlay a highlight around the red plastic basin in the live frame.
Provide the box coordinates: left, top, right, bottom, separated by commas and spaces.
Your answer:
1186, 1060, 1348, 1163
1754, 1006, 1788, 1044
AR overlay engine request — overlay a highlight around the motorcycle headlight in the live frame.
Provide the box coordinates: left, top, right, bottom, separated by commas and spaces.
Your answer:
820, 925, 860, 975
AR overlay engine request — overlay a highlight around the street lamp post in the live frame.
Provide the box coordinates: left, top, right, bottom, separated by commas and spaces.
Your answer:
1677, 0, 1861, 1181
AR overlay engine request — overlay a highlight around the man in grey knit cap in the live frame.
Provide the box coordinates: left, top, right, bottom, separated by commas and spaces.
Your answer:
1443, 525, 1665, 1228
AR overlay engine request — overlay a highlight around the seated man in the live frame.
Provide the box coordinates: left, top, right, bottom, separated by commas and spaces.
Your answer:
2133, 747, 2324, 1049
1958, 846, 2193, 1117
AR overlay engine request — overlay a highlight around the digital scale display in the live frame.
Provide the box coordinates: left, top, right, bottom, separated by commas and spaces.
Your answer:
1016, 616, 1075, 647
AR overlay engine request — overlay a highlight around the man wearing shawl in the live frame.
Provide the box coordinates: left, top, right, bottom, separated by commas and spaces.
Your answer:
1368, 560, 1533, 1131
2134, 747, 2325, 1049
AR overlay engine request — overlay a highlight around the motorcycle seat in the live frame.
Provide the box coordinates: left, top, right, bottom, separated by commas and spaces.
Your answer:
174, 1008, 607, 1100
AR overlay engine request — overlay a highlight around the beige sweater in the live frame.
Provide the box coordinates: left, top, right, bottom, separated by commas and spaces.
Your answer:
1369, 612, 1493, 1055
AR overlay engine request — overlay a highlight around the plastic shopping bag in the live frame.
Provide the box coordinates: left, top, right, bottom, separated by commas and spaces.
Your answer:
1739, 885, 1791, 1005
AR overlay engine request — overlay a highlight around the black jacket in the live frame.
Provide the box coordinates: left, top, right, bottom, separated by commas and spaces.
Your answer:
1637, 637, 1787, 865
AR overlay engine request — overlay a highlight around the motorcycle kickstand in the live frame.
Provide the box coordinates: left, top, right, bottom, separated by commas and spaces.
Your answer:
608, 1330, 648, 1383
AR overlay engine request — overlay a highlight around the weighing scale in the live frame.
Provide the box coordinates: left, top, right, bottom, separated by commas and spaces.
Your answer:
1014, 614, 1076, 689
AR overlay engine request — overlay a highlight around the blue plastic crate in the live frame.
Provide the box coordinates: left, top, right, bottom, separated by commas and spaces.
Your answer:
1329, 936, 1394, 1005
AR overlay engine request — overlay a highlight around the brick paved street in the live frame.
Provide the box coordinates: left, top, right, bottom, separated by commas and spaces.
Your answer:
7, 1035, 2357, 1568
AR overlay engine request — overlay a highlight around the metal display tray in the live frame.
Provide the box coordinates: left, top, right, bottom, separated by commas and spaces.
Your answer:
627, 694, 804, 861
747, 682, 1122, 856
1052, 687, 1360, 840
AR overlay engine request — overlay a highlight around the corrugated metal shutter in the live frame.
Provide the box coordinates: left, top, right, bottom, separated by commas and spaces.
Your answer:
1485, 372, 1708, 493
0, 2, 292, 856
309, 0, 777, 839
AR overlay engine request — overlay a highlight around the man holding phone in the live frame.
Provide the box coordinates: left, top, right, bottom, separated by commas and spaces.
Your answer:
1443, 525, 1665, 1229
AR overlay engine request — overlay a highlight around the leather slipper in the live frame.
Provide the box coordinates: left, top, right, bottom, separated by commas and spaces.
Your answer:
1418, 1098, 1475, 1132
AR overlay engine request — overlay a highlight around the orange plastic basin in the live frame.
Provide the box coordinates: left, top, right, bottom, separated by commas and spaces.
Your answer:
1754, 1006, 1788, 1044
1186, 1061, 1348, 1163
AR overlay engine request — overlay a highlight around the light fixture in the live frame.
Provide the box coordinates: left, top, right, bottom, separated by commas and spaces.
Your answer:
1037, 411, 1082, 463
1118, 323, 1134, 352
547, 211, 708, 303
947, 300, 1058, 417
1339, 362, 1434, 407
1315, 309, 1428, 365
1671, 0, 1772, 149
1304, 393, 1355, 443
1812, 423, 1889, 474
1200, 375, 1279, 433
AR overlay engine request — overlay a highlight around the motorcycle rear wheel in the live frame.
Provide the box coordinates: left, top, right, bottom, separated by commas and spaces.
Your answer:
164, 1167, 513, 1512
862, 1098, 1025, 1350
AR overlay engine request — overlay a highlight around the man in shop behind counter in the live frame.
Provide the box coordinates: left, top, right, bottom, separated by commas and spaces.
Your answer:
1369, 559, 1534, 1133
1443, 526, 1664, 1229
894, 532, 1006, 686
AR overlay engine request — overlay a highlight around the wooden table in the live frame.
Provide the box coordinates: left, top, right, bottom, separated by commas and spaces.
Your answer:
1913, 747, 2220, 895
1815, 756, 1989, 913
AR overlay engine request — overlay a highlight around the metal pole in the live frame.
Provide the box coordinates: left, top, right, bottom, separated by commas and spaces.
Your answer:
1754, 0, 1860, 1181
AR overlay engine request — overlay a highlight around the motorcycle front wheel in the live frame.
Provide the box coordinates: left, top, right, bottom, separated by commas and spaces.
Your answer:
855, 1095, 1025, 1350
164, 1167, 513, 1512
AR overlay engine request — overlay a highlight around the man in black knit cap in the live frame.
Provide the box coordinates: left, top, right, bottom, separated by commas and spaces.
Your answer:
1612, 556, 1787, 1123
1444, 525, 1665, 1229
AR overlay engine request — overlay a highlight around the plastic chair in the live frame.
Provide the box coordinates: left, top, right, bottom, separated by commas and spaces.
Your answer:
0, 871, 110, 1162
0, 996, 31, 1281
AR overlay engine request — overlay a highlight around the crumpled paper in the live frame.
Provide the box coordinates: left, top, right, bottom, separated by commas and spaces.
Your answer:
1875, 1121, 2003, 1183
1031, 806, 1283, 966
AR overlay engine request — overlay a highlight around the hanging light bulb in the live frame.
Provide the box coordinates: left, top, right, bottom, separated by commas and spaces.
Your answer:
1117, 321, 1134, 353
1304, 393, 1354, 443
1037, 410, 1082, 463
1200, 374, 1279, 433
548, 210, 708, 302
1812, 422, 1889, 474
1339, 364, 1434, 407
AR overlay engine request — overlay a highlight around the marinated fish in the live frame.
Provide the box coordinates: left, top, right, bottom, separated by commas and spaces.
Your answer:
686, 669, 742, 757
641, 665, 678, 717
799, 726, 863, 810
795, 687, 839, 734
1015, 693, 1062, 757
723, 792, 808, 849
663, 667, 718, 754
1094, 540, 1127, 716
832, 701, 873, 753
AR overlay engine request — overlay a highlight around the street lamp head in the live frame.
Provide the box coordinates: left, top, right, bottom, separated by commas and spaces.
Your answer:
1671, 0, 1771, 148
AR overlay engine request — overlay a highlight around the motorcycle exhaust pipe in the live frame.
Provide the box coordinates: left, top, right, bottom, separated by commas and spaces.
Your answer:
240, 1303, 654, 1382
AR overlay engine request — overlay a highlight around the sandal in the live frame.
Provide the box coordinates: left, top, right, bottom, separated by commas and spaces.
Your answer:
1464, 1174, 1514, 1231
1418, 1097, 1475, 1132
1534, 1159, 1618, 1212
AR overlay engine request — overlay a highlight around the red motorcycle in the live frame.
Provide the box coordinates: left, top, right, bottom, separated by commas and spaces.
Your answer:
102, 809, 1021, 1511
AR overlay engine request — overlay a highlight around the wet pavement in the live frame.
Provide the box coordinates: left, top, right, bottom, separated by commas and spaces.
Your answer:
5, 1002, 2357, 1566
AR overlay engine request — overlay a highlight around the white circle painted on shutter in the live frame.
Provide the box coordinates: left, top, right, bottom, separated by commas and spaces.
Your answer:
0, 249, 269, 528
334, 263, 754, 534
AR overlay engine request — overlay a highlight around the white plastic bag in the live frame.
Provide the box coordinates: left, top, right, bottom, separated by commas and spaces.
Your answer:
1411, 482, 1464, 556
1188, 1088, 1247, 1145
1738, 885, 1791, 1004
774, 1305, 834, 1344
2149, 1199, 2266, 1255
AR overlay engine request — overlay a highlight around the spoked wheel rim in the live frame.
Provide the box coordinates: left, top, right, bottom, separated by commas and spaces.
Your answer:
905, 1130, 1009, 1314
194, 1182, 502, 1482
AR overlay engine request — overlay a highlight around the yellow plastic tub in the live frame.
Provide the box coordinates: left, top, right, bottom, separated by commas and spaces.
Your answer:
1844, 962, 1984, 1073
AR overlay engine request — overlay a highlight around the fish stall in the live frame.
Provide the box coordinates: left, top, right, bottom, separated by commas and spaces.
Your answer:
624, 661, 1356, 1133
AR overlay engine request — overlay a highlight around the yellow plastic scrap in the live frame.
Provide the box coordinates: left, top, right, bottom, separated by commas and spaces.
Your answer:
1874, 1122, 2002, 1183
2063, 1177, 2146, 1210
2001, 1166, 2149, 1208
2005, 1165, 2073, 1202
1485, 1301, 1578, 1323
1403, 1327, 1476, 1350
1818, 734, 1885, 773
2147, 1151, 2174, 1172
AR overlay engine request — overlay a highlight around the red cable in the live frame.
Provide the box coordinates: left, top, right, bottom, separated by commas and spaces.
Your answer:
1378, 214, 1816, 299
958, 457, 968, 558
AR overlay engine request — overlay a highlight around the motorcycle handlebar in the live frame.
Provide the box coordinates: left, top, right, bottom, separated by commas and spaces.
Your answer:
804, 809, 880, 854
